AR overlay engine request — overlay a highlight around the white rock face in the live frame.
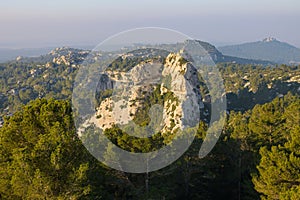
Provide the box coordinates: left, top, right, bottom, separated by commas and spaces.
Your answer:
50, 47, 90, 66
92, 53, 203, 135
53, 55, 70, 66
161, 53, 202, 133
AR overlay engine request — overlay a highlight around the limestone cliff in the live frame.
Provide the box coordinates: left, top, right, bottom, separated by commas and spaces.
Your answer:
92, 52, 203, 135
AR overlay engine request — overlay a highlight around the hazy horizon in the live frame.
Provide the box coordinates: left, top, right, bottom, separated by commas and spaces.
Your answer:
1, 0, 300, 48
1, 37, 299, 50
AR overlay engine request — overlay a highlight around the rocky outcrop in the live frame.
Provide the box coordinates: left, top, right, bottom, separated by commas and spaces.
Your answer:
50, 47, 90, 66
92, 52, 203, 135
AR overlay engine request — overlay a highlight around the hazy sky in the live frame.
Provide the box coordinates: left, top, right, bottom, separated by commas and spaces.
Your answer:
1, 0, 300, 48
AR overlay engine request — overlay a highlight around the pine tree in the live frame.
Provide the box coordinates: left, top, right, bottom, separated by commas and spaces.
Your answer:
253, 98, 300, 200
0, 99, 105, 199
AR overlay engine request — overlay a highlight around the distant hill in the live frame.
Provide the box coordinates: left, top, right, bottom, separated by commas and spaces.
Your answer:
0, 45, 94, 63
194, 40, 272, 65
218, 37, 300, 64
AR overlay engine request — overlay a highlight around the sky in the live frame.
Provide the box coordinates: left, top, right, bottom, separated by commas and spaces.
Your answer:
1, 0, 300, 48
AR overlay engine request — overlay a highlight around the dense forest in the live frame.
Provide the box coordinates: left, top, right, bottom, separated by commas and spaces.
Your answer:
0, 57, 299, 199
0, 94, 299, 199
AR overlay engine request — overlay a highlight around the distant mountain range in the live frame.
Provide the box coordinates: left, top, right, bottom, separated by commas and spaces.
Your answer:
2, 38, 300, 65
218, 37, 300, 64
1, 40, 272, 66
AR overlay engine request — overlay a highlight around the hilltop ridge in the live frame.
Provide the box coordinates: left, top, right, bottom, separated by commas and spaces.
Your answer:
219, 38, 300, 64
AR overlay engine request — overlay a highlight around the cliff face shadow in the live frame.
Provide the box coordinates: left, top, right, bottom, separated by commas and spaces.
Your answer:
226, 80, 300, 112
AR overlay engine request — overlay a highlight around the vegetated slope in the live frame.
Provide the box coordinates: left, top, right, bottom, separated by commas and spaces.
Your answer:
0, 45, 298, 120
